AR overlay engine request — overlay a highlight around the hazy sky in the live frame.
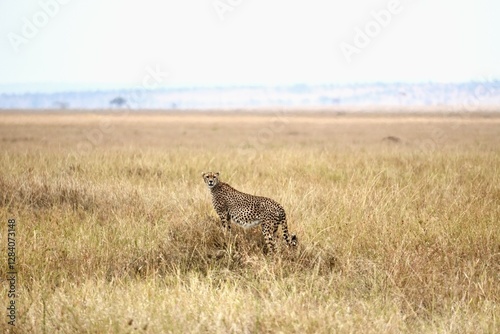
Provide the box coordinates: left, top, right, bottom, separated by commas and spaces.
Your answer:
0, 0, 499, 93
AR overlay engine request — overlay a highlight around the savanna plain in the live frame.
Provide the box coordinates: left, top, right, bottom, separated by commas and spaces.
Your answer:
0, 110, 499, 333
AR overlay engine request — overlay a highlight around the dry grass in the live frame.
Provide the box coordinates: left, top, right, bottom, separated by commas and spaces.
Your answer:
0, 110, 499, 333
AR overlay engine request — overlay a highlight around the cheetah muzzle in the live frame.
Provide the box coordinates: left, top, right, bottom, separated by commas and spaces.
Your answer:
202, 171, 298, 252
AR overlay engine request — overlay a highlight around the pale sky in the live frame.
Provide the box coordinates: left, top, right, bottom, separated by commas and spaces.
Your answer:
0, 0, 499, 93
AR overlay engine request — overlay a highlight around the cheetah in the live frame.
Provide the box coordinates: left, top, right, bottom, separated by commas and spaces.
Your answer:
202, 172, 297, 252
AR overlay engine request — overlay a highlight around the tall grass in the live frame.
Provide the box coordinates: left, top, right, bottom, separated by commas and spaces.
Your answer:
0, 112, 499, 333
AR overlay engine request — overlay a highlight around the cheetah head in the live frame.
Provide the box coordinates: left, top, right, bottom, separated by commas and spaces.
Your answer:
202, 171, 220, 189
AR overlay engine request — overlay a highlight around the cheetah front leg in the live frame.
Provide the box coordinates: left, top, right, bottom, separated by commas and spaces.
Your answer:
217, 211, 231, 231
262, 221, 276, 253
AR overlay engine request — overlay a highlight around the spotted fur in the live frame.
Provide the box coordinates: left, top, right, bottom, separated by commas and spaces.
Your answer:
202, 171, 298, 252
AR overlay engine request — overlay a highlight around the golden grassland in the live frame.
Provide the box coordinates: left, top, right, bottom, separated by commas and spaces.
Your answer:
0, 110, 499, 333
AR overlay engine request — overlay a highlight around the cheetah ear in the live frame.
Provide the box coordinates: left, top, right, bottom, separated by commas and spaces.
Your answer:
202, 172, 207, 178
214, 172, 220, 177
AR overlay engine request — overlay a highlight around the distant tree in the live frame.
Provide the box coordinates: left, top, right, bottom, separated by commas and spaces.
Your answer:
110, 96, 127, 108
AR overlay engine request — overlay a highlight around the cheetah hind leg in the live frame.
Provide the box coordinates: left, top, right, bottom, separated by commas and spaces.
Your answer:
261, 221, 276, 253
281, 219, 298, 247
